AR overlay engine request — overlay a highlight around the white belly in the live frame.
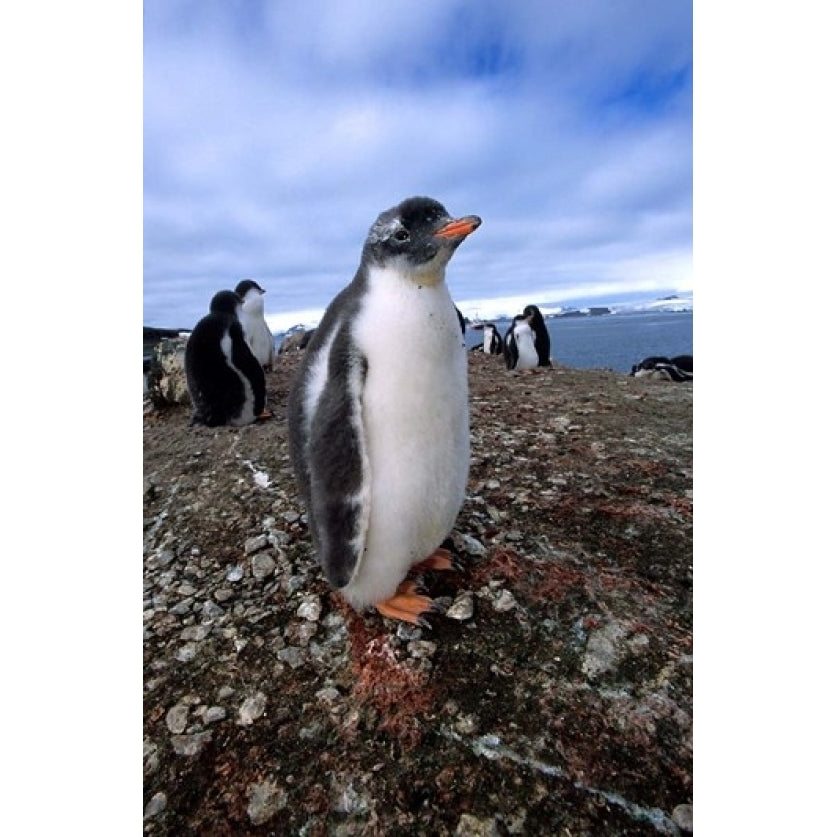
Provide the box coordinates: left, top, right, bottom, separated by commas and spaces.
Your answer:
514, 325, 539, 370
346, 276, 469, 606
241, 314, 274, 366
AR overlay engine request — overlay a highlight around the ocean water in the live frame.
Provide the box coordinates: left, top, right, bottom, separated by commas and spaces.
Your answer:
470, 310, 693, 374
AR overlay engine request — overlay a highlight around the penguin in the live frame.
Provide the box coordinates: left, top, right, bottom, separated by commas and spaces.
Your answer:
523, 304, 552, 367
184, 290, 268, 427
234, 279, 275, 371
503, 314, 539, 372
287, 196, 481, 625
629, 355, 693, 382
482, 323, 504, 355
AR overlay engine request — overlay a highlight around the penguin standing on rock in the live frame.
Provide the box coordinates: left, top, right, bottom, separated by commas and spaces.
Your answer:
287, 196, 481, 625
503, 313, 539, 372
234, 279, 275, 371
185, 290, 268, 427
523, 304, 552, 367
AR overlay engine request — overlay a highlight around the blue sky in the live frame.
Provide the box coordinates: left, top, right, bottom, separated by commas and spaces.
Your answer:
143, 0, 693, 331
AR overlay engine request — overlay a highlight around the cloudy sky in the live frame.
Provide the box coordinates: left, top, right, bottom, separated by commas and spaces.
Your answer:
144, 0, 692, 331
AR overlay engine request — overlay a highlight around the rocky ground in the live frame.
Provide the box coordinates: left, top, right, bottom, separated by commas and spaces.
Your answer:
143, 349, 693, 835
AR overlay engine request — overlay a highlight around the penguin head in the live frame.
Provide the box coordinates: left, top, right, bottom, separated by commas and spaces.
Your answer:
234, 279, 265, 298
208, 290, 242, 318
523, 304, 544, 326
363, 196, 481, 283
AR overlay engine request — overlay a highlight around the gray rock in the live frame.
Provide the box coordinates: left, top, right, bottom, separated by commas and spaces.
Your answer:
244, 534, 269, 555
672, 803, 693, 832
455, 813, 500, 836
247, 779, 288, 826
170, 731, 212, 756
143, 792, 167, 819
181, 624, 210, 642
175, 643, 197, 663
238, 692, 267, 725
201, 600, 225, 621
296, 595, 322, 622
582, 620, 630, 679
165, 704, 189, 734
204, 706, 227, 724
446, 592, 474, 621
251, 553, 276, 579
452, 531, 487, 556
226, 565, 244, 582
493, 590, 517, 612
276, 646, 305, 668
408, 640, 437, 659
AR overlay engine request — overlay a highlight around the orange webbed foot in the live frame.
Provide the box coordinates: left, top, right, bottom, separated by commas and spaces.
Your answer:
412, 547, 458, 573
375, 580, 436, 628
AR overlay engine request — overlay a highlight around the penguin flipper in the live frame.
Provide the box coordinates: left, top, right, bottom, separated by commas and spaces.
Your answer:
307, 352, 370, 589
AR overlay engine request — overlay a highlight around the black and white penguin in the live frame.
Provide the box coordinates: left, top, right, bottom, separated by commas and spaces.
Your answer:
184, 290, 268, 427
629, 354, 693, 382
234, 279, 275, 371
479, 323, 504, 355
503, 314, 539, 372
523, 304, 552, 367
287, 196, 481, 625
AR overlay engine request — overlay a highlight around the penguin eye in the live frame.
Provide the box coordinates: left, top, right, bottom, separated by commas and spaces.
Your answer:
393, 229, 410, 242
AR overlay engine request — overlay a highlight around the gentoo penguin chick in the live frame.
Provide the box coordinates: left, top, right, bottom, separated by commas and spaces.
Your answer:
287, 196, 481, 625
234, 279, 275, 371
482, 323, 504, 355
503, 314, 539, 372
523, 304, 552, 367
185, 290, 268, 427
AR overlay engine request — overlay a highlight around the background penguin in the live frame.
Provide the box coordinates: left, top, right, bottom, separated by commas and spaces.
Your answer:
287, 196, 481, 625
482, 322, 504, 355
234, 279, 275, 371
469, 322, 503, 354
185, 290, 268, 427
630, 354, 693, 382
503, 313, 539, 372
523, 304, 552, 367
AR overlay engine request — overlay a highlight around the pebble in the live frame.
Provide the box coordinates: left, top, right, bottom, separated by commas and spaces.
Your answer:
244, 534, 269, 555
226, 565, 244, 582
247, 779, 288, 826
315, 686, 341, 704
201, 600, 225, 621
408, 640, 437, 659
251, 553, 276, 579
175, 643, 197, 662
204, 706, 227, 724
296, 595, 322, 622
165, 704, 189, 734
276, 647, 305, 668
446, 592, 474, 621
238, 692, 267, 725
214, 588, 234, 602
582, 620, 629, 679
493, 590, 517, 612
455, 813, 500, 836
452, 531, 487, 557
170, 731, 212, 756
143, 792, 167, 819
181, 624, 210, 642
672, 803, 693, 832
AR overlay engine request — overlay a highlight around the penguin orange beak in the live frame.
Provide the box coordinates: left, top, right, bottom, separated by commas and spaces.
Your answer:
435, 215, 482, 239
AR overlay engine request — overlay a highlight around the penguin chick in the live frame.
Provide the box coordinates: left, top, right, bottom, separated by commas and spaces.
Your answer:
287, 196, 481, 625
185, 290, 268, 427
234, 279, 276, 371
